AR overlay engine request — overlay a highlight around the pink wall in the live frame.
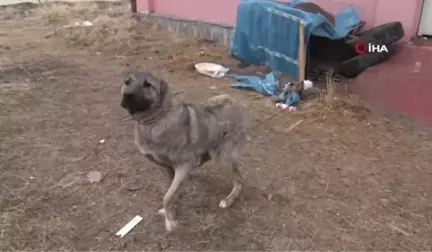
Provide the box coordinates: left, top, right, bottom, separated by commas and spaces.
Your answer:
137, 0, 239, 25
137, 0, 424, 40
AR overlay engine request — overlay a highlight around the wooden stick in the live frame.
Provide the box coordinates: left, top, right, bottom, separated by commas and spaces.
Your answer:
298, 22, 305, 88
130, 0, 137, 13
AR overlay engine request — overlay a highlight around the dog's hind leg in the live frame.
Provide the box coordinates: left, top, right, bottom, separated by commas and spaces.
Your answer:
219, 159, 244, 209
160, 164, 192, 232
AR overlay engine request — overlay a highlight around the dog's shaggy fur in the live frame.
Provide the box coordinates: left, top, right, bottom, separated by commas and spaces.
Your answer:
120, 71, 251, 231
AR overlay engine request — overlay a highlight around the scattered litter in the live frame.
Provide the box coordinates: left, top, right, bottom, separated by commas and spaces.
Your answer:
229, 72, 314, 111
116, 215, 143, 238
389, 223, 410, 236
82, 21, 93, 27
274, 80, 313, 111
87, 171, 102, 183
195, 62, 229, 78
303, 80, 314, 90
68, 20, 93, 28
60, 20, 94, 30
276, 103, 296, 111
287, 119, 304, 131
98, 139, 105, 143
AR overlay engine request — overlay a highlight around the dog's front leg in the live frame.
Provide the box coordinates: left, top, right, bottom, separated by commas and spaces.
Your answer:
159, 163, 192, 232
219, 159, 244, 208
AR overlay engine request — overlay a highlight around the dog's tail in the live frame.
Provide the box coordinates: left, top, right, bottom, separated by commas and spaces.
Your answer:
204, 94, 252, 141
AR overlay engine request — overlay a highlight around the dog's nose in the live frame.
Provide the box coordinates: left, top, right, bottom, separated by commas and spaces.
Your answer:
121, 94, 133, 109
123, 93, 134, 99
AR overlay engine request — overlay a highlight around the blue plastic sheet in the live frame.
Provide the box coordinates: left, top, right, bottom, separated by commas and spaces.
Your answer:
228, 0, 361, 80
228, 72, 279, 96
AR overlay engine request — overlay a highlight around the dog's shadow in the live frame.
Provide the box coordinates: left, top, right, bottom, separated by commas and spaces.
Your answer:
181, 170, 273, 212
168, 171, 283, 250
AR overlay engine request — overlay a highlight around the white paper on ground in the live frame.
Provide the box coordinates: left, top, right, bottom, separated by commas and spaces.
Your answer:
195, 62, 229, 78
115, 215, 143, 238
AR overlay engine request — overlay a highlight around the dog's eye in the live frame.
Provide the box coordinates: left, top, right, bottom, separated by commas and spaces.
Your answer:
143, 81, 151, 87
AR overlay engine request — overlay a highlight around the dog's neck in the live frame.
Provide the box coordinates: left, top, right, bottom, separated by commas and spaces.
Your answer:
134, 107, 167, 124
132, 93, 176, 125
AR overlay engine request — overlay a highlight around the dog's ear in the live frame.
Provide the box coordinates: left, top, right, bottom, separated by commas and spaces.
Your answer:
144, 72, 169, 95
142, 72, 162, 91
125, 74, 137, 86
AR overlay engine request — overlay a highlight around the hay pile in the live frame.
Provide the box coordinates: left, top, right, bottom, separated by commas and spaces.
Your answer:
39, 1, 228, 72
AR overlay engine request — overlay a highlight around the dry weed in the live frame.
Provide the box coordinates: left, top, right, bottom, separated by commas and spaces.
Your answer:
37, 1, 128, 24
34, 1, 229, 67
0, 192, 24, 251
62, 14, 139, 53
307, 71, 371, 119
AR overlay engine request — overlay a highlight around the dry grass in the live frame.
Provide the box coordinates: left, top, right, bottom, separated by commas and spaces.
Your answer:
0, 193, 23, 250
299, 69, 370, 121
37, 1, 126, 23
36, 1, 228, 71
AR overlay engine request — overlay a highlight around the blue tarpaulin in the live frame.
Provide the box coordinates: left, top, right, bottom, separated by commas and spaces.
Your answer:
228, 0, 361, 81
228, 72, 279, 96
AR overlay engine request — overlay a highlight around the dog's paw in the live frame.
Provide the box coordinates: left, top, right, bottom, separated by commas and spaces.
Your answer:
219, 199, 229, 208
164, 217, 178, 232
158, 208, 166, 216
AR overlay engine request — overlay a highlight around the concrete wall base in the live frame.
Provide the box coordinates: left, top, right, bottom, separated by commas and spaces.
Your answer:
139, 12, 234, 46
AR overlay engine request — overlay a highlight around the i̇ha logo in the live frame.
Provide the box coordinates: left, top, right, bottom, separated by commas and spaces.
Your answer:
354, 41, 388, 54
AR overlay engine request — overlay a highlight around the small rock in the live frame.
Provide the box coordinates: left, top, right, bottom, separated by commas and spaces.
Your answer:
268, 193, 290, 205
380, 198, 389, 205
82, 21, 93, 27
87, 171, 102, 183
122, 178, 142, 191
150, 48, 160, 54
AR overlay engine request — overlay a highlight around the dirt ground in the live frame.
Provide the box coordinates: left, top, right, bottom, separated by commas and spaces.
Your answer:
1, 2, 432, 251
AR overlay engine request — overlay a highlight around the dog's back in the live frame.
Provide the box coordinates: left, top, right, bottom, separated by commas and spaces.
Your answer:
203, 94, 252, 143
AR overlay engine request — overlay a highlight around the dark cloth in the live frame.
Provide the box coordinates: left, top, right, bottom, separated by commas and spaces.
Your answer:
293, 2, 335, 26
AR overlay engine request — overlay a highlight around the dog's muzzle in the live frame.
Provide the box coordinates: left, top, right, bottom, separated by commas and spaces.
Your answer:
121, 94, 152, 114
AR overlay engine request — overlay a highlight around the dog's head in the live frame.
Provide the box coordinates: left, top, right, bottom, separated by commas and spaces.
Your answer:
120, 71, 170, 115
